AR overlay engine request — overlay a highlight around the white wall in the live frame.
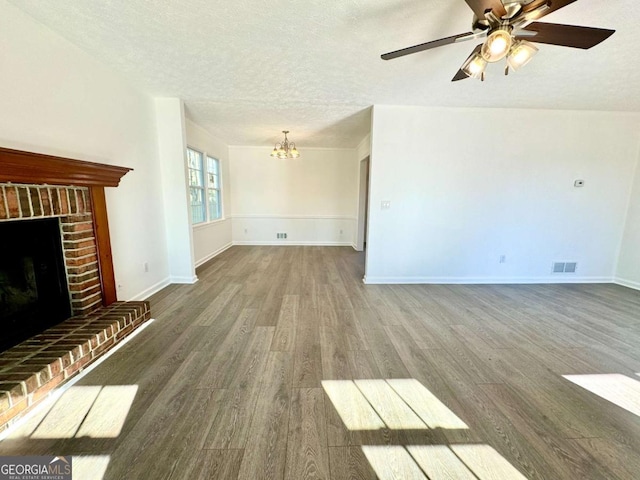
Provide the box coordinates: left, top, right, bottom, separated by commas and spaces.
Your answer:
229, 147, 358, 245
156, 99, 197, 284
0, 1, 169, 300
185, 119, 233, 266
616, 149, 640, 289
366, 105, 640, 284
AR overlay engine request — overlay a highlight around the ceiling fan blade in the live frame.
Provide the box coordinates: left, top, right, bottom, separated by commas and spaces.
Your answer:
463, 0, 507, 19
381, 32, 474, 60
452, 44, 483, 82
521, 0, 578, 21
517, 22, 615, 49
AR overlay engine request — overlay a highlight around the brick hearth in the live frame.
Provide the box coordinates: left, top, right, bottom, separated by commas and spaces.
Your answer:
0, 151, 150, 434
0, 302, 150, 432
0, 182, 153, 432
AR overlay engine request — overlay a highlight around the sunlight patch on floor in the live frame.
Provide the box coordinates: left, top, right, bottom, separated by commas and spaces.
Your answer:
564, 374, 640, 417
407, 445, 476, 479
72, 455, 110, 480
362, 444, 528, 480
31, 386, 102, 439
323, 378, 526, 478
361, 445, 427, 480
18, 385, 139, 439
322, 378, 467, 431
76, 385, 138, 438
387, 378, 469, 429
321, 380, 385, 431
451, 444, 529, 480
354, 380, 428, 430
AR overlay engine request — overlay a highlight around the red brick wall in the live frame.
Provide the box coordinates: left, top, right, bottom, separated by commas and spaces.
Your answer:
1, 183, 103, 314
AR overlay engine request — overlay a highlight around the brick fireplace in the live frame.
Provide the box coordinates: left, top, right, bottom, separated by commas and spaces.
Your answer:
0, 147, 152, 432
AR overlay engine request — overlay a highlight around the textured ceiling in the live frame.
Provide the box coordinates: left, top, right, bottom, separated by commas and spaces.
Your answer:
9, 0, 640, 147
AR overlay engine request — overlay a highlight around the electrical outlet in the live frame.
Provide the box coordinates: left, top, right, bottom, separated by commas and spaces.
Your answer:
244, 228, 248, 234
381, 200, 391, 210
143, 262, 149, 273
499, 255, 506, 264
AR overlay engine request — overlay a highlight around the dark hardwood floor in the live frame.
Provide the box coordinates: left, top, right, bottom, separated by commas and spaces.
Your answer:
1, 246, 640, 479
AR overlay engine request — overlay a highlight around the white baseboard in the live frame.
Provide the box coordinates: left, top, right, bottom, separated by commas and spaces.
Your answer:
170, 275, 199, 284
232, 241, 353, 246
130, 277, 172, 301
231, 214, 356, 220
231, 215, 356, 246
363, 276, 615, 285
195, 242, 233, 267
614, 277, 640, 291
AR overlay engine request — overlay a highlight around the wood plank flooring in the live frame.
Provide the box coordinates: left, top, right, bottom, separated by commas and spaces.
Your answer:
1, 246, 640, 479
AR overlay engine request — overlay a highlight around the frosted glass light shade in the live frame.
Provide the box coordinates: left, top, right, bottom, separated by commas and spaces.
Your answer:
462, 53, 487, 80
482, 30, 513, 62
507, 40, 539, 70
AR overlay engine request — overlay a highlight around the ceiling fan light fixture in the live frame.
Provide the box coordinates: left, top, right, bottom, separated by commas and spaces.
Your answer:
481, 29, 513, 62
507, 40, 539, 70
461, 52, 487, 80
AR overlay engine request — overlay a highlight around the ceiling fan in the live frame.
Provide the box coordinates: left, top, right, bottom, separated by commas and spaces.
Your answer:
381, 0, 615, 81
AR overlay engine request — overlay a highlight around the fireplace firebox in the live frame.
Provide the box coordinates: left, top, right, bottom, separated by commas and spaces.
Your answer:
0, 218, 71, 351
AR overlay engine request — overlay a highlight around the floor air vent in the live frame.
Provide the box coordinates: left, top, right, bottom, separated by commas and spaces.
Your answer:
553, 262, 578, 274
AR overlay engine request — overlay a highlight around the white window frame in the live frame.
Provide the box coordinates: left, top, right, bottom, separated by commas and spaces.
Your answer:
186, 147, 224, 226
206, 155, 222, 222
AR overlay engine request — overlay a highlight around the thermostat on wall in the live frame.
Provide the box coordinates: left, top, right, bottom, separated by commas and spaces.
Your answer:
574, 180, 585, 187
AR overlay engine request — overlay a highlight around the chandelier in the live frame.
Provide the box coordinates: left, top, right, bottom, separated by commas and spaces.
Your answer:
270, 130, 300, 159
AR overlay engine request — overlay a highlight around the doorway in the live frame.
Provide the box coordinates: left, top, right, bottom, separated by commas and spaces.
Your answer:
356, 156, 370, 252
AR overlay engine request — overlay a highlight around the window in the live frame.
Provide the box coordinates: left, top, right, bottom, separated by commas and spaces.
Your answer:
187, 148, 205, 224
206, 156, 222, 221
187, 148, 222, 225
